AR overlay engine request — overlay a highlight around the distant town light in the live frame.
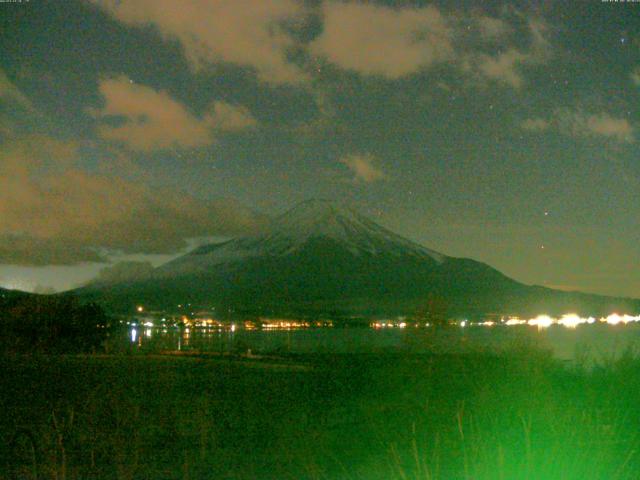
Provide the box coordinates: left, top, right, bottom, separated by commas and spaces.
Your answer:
528, 315, 554, 329
362, 312, 640, 332
136, 305, 144, 313
505, 318, 526, 326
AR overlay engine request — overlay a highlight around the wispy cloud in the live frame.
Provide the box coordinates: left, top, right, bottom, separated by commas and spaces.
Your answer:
476, 15, 511, 39
310, 3, 551, 89
95, 0, 551, 91
0, 69, 33, 110
310, 2, 453, 79
555, 109, 634, 143
522, 109, 634, 143
90, 261, 155, 284
0, 136, 264, 265
340, 153, 386, 183
93, 0, 307, 84
477, 49, 528, 89
92, 76, 256, 152
521, 117, 550, 132
472, 18, 551, 89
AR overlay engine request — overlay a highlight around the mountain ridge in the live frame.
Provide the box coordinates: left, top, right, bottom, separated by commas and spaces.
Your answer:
74, 200, 640, 318
155, 199, 445, 277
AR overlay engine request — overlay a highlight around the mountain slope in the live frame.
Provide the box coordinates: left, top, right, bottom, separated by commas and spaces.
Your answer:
0, 287, 38, 314
76, 200, 640, 318
155, 199, 445, 277
0, 286, 34, 301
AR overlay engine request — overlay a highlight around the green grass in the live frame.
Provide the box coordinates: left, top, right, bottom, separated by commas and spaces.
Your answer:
1, 347, 640, 479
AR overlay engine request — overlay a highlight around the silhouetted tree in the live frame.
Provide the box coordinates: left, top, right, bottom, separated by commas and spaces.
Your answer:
0, 295, 110, 353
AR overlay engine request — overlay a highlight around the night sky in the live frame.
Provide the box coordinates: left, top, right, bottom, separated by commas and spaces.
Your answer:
0, 0, 638, 297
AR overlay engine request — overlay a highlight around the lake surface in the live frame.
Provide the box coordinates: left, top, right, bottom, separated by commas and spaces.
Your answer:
118, 323, 640, 363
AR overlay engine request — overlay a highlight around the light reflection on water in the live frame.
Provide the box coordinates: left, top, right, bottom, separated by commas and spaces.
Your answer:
119, 323, 640, 362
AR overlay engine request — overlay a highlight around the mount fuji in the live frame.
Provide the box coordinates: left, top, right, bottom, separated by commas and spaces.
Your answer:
76, 200, 639, 318
156, 199, 446, 276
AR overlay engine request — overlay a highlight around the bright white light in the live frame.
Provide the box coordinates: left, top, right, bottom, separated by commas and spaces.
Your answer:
528, 315, 554, 329
496, 313, 640, 329
606, 313, 623, 325
130, 328, 137, 342
602, 313, 640, 325
558, 314, 585, 329
505, 318, 526, 326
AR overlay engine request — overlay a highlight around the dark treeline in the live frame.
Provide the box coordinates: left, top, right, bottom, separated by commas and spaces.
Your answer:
0, 295, 110, 353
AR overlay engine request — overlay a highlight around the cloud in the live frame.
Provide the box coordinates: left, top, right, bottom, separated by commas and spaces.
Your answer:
521, 117, 550, 132
555, 109, 634, 143
522, 109, 634, 143
477, 49, 527, 89
90, 261, 155, 285
94, 1, 550, 89
310, 2, 453, 79
33, 285, 57, 295
584, 114, 634, 142
93, 0, 306, 84
473, 19, 550, 89
526, 19, 552, 55
476, 15, 511, 39
0, 69, 33, 110
0, 136, 265, 265
93, 76, 256, 152
309, 3, 550, 89
207, 101, 257, 131
340, 153, 386, 183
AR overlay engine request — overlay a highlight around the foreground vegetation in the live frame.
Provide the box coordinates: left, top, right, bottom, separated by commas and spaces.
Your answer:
1, 345, 640, 479
0, 295, 109, 354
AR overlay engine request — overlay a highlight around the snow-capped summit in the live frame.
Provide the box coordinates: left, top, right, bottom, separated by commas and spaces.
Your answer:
76, 199, 640, 318
157, 199, 444, 276
264, 199, 444, 260
269, 199, 364, 237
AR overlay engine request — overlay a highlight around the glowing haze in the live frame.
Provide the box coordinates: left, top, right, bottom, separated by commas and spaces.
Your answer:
0, 1, 638, 297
